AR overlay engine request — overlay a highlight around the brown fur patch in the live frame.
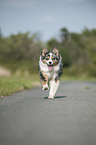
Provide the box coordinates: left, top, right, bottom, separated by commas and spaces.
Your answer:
42, 48, 48, 56
53, 60, 58, 66
53, 48, 59, 56
40, 71, 49, 87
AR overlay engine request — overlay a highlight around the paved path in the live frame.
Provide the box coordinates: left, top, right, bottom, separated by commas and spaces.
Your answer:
0, 81, 96, 145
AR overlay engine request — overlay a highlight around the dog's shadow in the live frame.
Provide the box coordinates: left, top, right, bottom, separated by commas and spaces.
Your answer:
44, 96, 67, 99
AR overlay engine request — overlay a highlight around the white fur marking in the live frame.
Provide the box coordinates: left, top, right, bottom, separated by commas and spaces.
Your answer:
42, 84, 49, 90
48, 80, 59, 99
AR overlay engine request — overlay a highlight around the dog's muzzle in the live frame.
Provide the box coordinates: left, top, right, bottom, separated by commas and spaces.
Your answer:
48, 62, 53, 71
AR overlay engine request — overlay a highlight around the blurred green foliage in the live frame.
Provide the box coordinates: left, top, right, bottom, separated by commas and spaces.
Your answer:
0, 32, 43, 74
47, 27, 96, 77
0, 27, 96, 77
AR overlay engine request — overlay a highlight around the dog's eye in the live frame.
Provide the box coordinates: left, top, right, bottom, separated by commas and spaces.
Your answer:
52, 57, 55, 61
46, 57, 49, 60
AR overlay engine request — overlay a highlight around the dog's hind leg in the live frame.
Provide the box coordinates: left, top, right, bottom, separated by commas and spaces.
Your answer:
48, 80, 59, 99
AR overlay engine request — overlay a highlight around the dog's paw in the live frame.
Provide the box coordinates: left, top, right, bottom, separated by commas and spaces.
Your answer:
42, 84, 49, 90
48, 96, 54, 99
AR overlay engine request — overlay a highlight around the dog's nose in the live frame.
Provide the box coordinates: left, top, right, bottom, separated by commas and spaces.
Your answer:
49, 61, 52, 65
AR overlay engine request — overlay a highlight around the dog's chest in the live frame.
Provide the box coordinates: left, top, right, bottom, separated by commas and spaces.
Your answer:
40, 61, 59, 78
45, 70, 56, 79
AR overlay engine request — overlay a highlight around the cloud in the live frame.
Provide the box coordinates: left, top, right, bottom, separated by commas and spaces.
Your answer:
38, 15, 54, 22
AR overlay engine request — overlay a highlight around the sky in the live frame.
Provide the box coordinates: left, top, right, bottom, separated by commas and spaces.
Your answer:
0, 0, 96, 41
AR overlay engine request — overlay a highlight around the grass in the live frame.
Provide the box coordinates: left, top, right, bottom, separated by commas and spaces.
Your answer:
61, 75, 96, 81
0, 74, 40, 97
0, 74, 96, 97
84, 86, 91, 89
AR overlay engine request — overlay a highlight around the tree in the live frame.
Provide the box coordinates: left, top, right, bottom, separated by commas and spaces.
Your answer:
60, 27, 69, 41
47, 38, 59, 49
0, 28, 2, 38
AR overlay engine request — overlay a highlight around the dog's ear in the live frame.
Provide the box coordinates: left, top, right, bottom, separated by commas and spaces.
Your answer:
42, 48, 48, 56
53, 48, 59, 56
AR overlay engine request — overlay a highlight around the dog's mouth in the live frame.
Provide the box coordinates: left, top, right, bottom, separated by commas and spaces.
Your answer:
48, 65, 53, 71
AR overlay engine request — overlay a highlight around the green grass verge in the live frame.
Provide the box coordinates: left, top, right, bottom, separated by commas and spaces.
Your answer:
0, 75, 40, 97
61, 75, 96, 81
0, 74, 96, 97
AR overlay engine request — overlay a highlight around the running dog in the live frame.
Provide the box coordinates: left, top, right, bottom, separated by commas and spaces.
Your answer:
39, 48, 63, 99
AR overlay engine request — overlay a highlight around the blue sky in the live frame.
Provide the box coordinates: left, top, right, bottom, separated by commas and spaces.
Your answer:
0, 0, 96, 41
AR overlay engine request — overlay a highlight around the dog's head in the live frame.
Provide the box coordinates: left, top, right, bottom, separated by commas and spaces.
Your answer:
41, 48, 60, 71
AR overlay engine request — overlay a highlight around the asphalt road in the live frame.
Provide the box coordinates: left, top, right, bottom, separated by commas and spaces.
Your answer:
0, 81, 96, 145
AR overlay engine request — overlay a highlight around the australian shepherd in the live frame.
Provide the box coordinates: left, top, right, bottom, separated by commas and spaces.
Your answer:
39, 48, 63, 99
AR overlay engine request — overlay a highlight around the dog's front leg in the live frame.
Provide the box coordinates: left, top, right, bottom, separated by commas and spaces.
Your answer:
42, 80, 49, 90
48, 80, 59, 99
40, 71, 49, 90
